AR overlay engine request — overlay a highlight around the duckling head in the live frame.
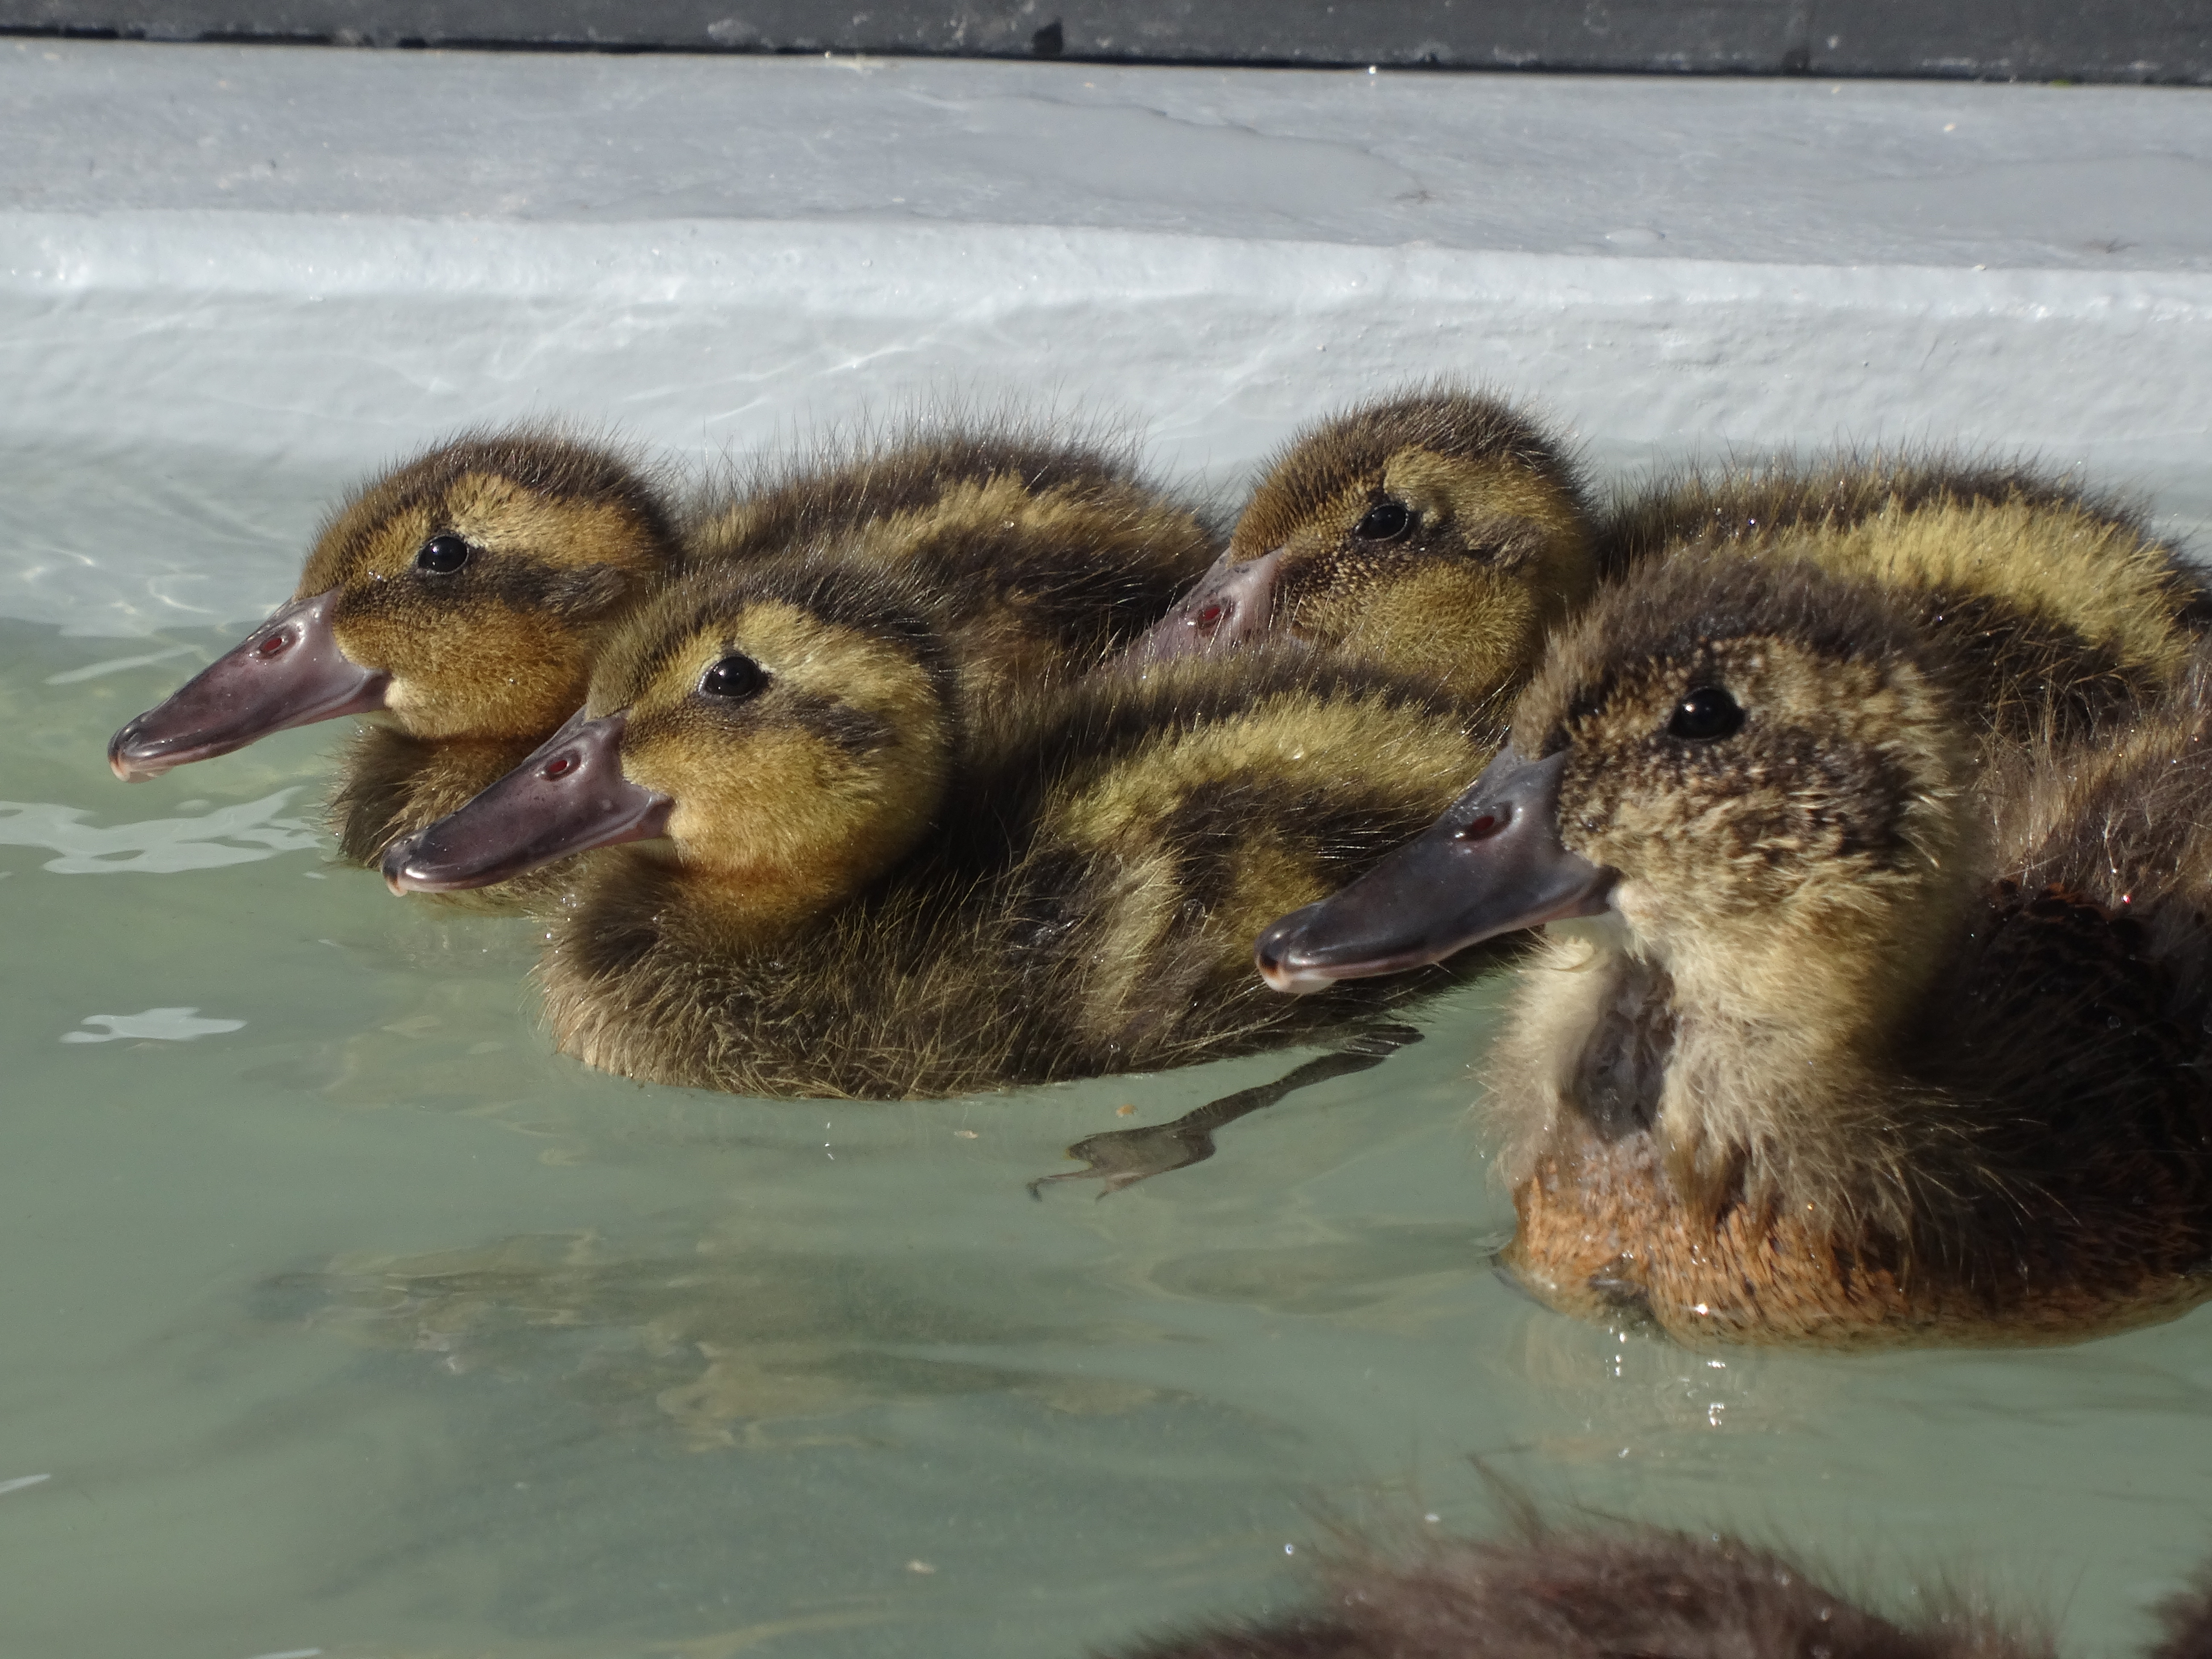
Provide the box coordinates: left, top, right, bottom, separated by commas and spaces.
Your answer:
108, 430, 678, 779
1259, 552, 1981, 1037
382, 559, 957, 935
1140, 390, 1595, 695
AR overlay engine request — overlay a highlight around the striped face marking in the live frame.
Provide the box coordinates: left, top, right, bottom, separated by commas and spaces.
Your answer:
592, 595, 954, 925
295, 444, 677, 743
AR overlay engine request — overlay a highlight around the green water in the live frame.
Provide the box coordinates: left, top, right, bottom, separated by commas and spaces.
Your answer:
2, 616, 2209, 1659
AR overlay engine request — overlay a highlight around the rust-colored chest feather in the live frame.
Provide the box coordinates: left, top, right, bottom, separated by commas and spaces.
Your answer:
1500, 879, 2212, 1348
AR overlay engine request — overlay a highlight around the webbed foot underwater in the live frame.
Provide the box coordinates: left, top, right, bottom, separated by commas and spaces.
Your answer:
1029, 1026, 1423, 1197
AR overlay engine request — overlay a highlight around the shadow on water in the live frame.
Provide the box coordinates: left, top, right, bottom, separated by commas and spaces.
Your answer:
1031, 1025, 1426, 1198
268, 1228, 1166, 1452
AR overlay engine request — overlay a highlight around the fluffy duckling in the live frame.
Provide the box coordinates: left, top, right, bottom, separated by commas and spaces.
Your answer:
1146, 390, 2200, 751
107, 423, 1218, 882
1109, 1520, 2212, 1659
107, 430, 684, 871
1138, 389, 1599, 698
1257, 549, 2212, 1345
382, 554, 1500, 1099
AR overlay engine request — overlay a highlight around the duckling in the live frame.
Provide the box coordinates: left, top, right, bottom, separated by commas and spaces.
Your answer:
1256, 548, 2212, 1345
1109, 1519, 2212, 1659
107, 422, 1219, 885
1139, 388, 1600, 701
1145, 390, 2200, 750
106, 429, 685, 878
381, 552, 1502, 1099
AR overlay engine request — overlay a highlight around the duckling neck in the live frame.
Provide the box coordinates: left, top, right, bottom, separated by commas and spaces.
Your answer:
1620, 839, 1983, 1059
331, 726, 543, 865
620, 846, 888, 952
543, 845, 920, 1094
1521, 889, 1975, 1216
1663, 925, 1930, 1077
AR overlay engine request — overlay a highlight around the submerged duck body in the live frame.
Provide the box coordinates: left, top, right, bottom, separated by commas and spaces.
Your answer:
1112, 1519, 2212, 1659
108, 422, 1217, 897
1259, 550, 2212, 1346
388, 553, 1502, 1099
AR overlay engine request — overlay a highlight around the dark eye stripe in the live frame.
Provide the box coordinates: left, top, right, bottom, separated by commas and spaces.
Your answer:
794, 697, 897, 756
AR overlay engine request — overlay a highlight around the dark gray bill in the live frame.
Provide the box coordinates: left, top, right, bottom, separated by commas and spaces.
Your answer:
108, 588, 389, 780
1130, 547, 1286, 662
1253, 745, 1613, 993
381, 707, 672, 894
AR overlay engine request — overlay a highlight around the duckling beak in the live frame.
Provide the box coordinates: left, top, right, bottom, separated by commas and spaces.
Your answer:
107, 589, 389, 781
381, 707, 673, 894
1132, 548, 1286, 661
1254, 746, 1612, 993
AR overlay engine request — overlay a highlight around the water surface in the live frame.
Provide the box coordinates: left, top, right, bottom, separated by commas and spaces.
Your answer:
3, 609, 2209, 1656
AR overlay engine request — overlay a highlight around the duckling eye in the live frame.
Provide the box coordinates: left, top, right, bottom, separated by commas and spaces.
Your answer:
415, 534, 471, 575
699, 653, 768, 701
1353, 501, 1412, 541
1668, 686, 1745, 742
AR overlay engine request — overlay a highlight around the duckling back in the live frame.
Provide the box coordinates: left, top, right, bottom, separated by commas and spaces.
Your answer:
966, 652, 1510, 1074
1921, 648, 2212, 1304
1604, 457, 2208, 744
693, 421, 1220, 703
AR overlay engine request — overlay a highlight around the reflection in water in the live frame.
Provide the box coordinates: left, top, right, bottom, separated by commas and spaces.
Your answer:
0, 790, 321, 872
1031, 1026, 1424, 1197
1140, 1223, 1499, 1321
43, 644, 196, 686
59, 1005, 247, 1042
281, 1229, 1163, 1450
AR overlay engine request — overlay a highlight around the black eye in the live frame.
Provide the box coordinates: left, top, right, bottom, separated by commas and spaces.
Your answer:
1668, 686, 1745, 742
700, 653, 768, 700
415, 533, 471, 575
1353, 501, 1412, 541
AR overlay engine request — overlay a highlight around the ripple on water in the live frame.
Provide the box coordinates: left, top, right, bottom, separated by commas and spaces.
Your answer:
0, 791, 321, 873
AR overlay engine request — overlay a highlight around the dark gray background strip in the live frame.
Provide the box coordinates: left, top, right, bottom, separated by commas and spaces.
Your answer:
0, 1, 2207, 83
